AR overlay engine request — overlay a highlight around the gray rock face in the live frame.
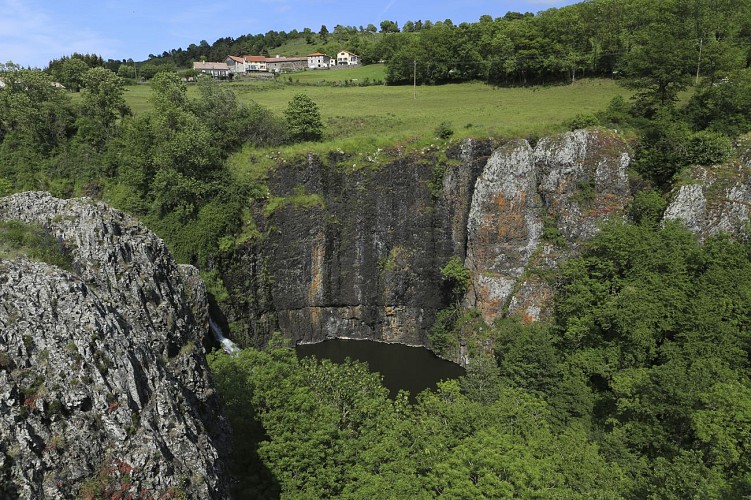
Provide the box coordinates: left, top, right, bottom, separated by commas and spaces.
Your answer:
664, 163, 751, 239
0, 192, 229, 499
466, 128, 631, 323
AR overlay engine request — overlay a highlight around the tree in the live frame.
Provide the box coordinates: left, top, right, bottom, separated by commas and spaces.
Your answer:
284, 93, 323, 142
77, 67, 130, 149
59, 58, 89, 92
319, 25, 329, 42
380, 20, 399, 33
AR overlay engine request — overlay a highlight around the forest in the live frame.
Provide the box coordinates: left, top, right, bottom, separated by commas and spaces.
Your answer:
2, 0, 751, 497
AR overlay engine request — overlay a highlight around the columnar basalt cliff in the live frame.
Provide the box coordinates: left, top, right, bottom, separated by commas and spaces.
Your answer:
222, 141, 493, 347
0, 193, 229, 498
222, 129, 634, 348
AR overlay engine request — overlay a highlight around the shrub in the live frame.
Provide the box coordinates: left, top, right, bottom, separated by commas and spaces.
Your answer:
566, 113, 599, 131
629, 190, 668, 226
435, 121, 454, 139
687, 131, 733, 166
284, 93, 324, 142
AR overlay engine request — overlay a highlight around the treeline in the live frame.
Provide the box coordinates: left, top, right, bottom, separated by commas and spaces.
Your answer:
95, 0, 751, 88
46, 0, 750, 90
384, 0, 751, 85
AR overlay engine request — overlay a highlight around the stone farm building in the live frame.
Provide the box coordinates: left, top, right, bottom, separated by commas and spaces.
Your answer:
307, 52, 331, 69
192, 61, 230, 79
217, 51, 360, 76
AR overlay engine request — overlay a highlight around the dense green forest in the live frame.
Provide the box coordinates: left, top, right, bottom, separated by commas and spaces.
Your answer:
2, 0, 751, 497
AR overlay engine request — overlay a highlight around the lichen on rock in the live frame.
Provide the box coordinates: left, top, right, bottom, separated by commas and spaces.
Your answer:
0, 192, 229, 499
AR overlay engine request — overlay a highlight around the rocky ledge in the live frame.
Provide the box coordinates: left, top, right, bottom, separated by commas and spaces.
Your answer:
0, 192, 229, 499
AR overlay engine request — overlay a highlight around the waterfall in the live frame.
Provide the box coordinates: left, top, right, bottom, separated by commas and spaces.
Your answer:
209, 318, 241, 355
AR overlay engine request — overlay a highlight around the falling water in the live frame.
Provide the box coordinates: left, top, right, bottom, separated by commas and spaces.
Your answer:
209, 318, 241, 355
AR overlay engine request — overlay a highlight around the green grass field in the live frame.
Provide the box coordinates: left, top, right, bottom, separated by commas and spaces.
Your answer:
123, 73, 629, 148
282, 63, 386, 83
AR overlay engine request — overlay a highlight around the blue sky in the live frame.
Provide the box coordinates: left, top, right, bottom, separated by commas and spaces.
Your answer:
1, 0, 581, 69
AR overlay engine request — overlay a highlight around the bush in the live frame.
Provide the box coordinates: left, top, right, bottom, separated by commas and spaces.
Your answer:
435, 121, 454, 139
284, 93, 324, 142
628, 190, 667, 226
566, 113, 599, 131
686, 131, 733, 166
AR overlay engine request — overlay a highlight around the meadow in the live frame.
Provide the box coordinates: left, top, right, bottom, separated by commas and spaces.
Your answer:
123, 68, 630, 152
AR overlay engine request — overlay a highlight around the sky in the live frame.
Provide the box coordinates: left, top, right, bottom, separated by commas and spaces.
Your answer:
1, 0, 581, 69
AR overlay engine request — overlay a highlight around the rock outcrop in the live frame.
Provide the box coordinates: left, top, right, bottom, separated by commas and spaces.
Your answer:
0, 193, 229, 499
219, 128, 751, 353
223, 129, 632, 347
466, 129, 630, 323
664, 162, 751, 239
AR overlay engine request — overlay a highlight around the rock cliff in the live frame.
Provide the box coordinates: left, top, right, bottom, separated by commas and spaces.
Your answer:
222, 129, 632, 348
221, 140, 492, 347
217, 128, 751, 356
0, 193, 229, 499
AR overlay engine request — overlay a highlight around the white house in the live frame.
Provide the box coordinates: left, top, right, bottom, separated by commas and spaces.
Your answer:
336, 51, 359, 66
307, 52, 331, 69
244, 55, 268, 72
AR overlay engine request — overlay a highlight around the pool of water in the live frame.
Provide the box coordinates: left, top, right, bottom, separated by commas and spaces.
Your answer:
296, 339, 465, 399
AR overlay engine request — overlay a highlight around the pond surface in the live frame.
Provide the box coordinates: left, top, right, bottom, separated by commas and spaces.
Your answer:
296, 339, 465, 399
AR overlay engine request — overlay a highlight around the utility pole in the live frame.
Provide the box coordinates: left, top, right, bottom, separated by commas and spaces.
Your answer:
413, 60, 417, 100
695, 37, 703, 85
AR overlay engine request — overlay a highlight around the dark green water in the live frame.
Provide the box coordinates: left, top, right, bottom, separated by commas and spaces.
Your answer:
296, 339, 465, 399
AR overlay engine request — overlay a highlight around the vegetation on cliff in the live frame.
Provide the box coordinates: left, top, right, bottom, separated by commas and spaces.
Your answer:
2, 0, 751, 497
210, 218, 751, 498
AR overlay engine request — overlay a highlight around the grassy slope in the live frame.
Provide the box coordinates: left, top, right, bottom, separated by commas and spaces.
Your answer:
124, 74, 628, 145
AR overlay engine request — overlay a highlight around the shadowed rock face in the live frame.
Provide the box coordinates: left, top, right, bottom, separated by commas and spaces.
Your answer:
223, 130, 633, 347
0, 193, 230, 499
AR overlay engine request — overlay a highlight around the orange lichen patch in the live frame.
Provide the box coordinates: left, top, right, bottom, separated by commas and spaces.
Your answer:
309, 307, 321, 331
308, 243, 324, 303
474, 279, 504, 324
521, 312, 536, 325
584, 193, 626, 217
496, 192, 507, 210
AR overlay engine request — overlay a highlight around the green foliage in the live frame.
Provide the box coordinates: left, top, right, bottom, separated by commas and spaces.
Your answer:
686, 70, 751, 137
209, 346, 626, 498
628, 190, 667, 226
434, 121, 454, 139
633, 108, 693, 186
284, 93, 324, 142
686, 130, 733, 166
440, 256, 470, 301
0, 220, 73, 270
565, 113, 599, 131
552, 220, 751, 493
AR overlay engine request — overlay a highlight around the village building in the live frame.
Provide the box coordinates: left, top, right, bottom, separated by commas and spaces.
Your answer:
244, 55, 268, 72
225, 55, 246, 74
307, 52, 331, 69
193, 61, 231, 79
265, 56, 308, 73
336, 51, 359, 66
